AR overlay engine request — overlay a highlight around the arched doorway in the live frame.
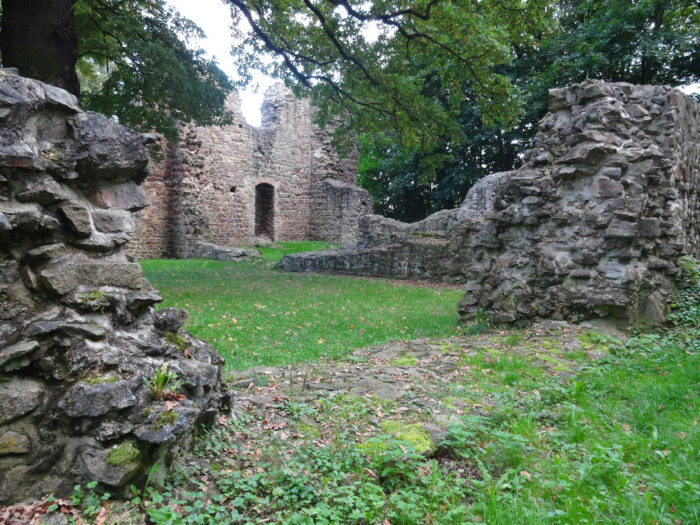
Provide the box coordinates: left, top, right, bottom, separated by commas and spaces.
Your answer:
255, 183, 274, 239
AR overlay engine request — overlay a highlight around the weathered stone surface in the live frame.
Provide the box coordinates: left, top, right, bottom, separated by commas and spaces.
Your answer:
93, 209, 135, 233
281, 80, 699, 326
153, 308, 188, 334
0, 429, 31, 455
59, 202, 93, 237
0, 202, 59, 234
89, 181, 149, 211
0, 379, 45, 424
0, 340, 39, 368
605, 218, 638, 239
187, 241, 261, 261
40, 260, 144, 295
73, 111, 150, 180
59, 380, 137, 417
26, 243, 66, 261
80, 446, 140, 486
0, 69, 227, 504
134, 404, 201, 444
127, 85, 371, 258
16, 175, 70, 205
0, 212, 11, 231
0, 260, 19, 285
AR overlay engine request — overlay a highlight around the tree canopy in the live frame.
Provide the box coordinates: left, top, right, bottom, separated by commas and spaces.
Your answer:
0, 0, 232, 141
354, 0, 700, 220
227, 0, 553, 150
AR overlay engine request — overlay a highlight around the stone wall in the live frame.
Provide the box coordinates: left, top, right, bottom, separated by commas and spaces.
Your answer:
280, 80, 700, 326
0, 69, 227, 504
128, 86, 372, 259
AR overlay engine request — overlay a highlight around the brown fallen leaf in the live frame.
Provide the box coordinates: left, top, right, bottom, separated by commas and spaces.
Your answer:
95, 504, 109, 525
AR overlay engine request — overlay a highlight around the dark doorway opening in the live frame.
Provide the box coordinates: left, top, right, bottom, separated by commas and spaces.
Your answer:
255, 183, 274, 239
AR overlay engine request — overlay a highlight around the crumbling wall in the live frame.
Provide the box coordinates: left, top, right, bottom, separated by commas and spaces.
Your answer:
0, 69, 227, 504
129, 85, 371, 258
280, 80, 700, 325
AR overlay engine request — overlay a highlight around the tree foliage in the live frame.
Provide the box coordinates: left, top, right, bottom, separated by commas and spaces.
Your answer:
227, 0, 553, 151
0, 0, 233, 141
356, 0, 699, 220
74, 0, 233, 141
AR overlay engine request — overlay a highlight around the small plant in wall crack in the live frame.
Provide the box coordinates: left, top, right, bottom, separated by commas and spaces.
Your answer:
144, 362, 179, 401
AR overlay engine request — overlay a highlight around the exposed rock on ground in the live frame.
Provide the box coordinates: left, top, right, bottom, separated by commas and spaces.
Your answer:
0, 69, 227, 504
186, 240, 261, 261
280, 80, 699, 326
225, 321, 620, 465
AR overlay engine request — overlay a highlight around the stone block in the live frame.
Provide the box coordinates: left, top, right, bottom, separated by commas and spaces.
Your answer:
59, 202, 93, 237
40, 260, 144, 296
591, 176, 624, 198
638, 218, 661, 238
0, 340, 39, 368
80, 446, 140, 486
0, 202, 59, 233
605, 218, 638, 239
26, 243, 66, 261
89, 181, 149, 211
0, 379, 45, 424
16, 176, 69, 205
560, 143, 608, 165
153, 308, 188, 333
59, 380, 137, 417
0, 429, 31, 455
92, 209, 135, 233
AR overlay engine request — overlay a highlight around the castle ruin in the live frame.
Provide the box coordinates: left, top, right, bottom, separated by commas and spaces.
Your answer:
280, 80, 700, 326
128, 85, 372, 259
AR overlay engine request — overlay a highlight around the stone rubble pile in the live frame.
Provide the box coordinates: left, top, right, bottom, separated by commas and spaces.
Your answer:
0, 69, 227, 504
279, 80, 699, 325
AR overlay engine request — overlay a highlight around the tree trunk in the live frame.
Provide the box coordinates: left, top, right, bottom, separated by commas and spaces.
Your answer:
0, 0, 80, 95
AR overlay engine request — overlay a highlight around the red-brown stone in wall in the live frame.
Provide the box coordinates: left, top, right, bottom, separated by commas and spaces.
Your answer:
128, 85, 372, 259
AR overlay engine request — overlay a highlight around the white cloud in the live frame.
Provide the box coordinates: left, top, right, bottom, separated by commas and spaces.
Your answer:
167, 0, 272, 126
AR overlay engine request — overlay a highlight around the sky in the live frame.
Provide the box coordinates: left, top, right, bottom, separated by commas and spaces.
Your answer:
167, 0, 272, 126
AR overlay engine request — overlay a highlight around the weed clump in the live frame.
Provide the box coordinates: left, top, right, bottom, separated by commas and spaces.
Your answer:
77, 290, 110, 313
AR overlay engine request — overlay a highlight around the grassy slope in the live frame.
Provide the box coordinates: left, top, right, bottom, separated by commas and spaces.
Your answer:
141, 253, 463, 371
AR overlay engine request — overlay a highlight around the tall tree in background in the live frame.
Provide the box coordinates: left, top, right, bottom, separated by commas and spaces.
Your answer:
0, 0, 232, 140
356, 0, 699, 221
227, 0, 553, 152
0, 0, 80, 95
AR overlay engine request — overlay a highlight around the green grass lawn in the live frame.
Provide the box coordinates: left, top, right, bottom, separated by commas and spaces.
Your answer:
32, 252, 698, 524
141, 246, 463, 370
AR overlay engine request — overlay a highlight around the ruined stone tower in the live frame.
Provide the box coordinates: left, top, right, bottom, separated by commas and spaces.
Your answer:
128, 85, 372, 259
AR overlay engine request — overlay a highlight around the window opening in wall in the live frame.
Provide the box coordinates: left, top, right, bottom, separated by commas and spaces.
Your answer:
255, 183, 274, 240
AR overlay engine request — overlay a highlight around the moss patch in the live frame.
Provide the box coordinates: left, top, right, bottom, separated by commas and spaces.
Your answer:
106, 441, 140, 466
391, 355, 418, 366
165, 332, 190, 353
77, 290, 109, 313
381, 420, 434, 454
84, 375, 119, 386
152, 410, 178, 431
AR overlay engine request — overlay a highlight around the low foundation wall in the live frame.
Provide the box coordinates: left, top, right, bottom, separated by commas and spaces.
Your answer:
280, 80, 700, 325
